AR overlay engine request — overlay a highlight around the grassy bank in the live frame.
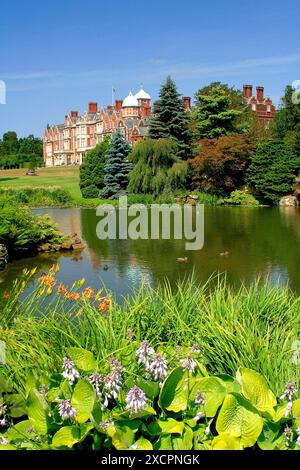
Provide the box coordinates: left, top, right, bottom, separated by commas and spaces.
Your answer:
1, 271, 299, 395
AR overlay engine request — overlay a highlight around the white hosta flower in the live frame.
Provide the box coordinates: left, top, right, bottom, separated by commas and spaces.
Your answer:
100, 417, 114, 431
125, 386, 147, 416
195, 390, 205, 406
58, 399, 77, 420
180, 357, 197, 374
194, 411, 205, 422
136, 341, 155, 370
149, 354, 168, 383
39, 384, 50, 397
0, 435, 8, 445
0, 404, 7, 416
0, 418, 6, 427
280, 381, 298, 402
62, 357, 80, 385
190, 344, 201, 354
284, 426, 292, 447
89, 372, 103, 398
109, 357, 124, 374
103, 370, 122, 403
284, 400, 293, 417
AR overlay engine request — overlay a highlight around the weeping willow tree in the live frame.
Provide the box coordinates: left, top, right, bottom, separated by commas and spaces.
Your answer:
128, 138, 188, 196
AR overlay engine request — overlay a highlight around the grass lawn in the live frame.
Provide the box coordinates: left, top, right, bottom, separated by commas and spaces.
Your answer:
0, 167, 104, 205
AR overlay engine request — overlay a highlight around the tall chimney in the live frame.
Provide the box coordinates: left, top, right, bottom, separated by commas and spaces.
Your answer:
256, 86, 264, 102
88, 102, 98, 113
243, 84, 253, 99
115, 100, 123, 111
183, 96, 191, 111
71, 111, 78, 118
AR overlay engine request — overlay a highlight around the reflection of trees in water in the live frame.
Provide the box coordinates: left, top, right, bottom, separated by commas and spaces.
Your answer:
0, 250, 84, 293
80, 206, 300, 291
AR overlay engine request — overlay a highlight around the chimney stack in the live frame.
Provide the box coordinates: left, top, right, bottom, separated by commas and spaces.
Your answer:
71, 111, 78, 118
243, 84, 253, 99
256, 86, 264, 102
88, 102, 98, 113
115, 100, 123, 111
183, 96, 191, 111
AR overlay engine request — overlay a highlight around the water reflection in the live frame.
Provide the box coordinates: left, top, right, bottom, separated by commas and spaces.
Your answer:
0, 206, 300, 297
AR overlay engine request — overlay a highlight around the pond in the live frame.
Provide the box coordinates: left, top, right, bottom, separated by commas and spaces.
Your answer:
1, 206, 300, 298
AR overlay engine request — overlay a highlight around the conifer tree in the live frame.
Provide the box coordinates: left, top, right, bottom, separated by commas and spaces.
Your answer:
101, 132, 132, 199
149, 76, 191, 159
79, 138, 110, 198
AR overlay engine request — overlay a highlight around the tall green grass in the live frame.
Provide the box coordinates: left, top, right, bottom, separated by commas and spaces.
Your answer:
0, 272, 299, 395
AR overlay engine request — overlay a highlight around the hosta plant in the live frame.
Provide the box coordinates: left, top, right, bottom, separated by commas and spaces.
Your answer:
0, 343, 299, 450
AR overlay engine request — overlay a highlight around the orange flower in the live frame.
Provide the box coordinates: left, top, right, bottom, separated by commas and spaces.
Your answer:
40, 275, 56, 287
98, 296, 111, 312
69, 292, 81, 301
3, 292, 10, 300
58, 284, 68, 295
83, 287, 95, 299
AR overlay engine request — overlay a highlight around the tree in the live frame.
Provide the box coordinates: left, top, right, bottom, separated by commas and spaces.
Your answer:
0, 131, 19, 155
128, 138, 188, 196
195, 82, 246, 111
79, 138, 110, 198
189, 134, 255, 195
148, 76, 191, 159
191, 84, 243, 140
18, 134, 43, 158
246, 141, 300, 203
275, 85, 300, 157
101, 132, 132, 199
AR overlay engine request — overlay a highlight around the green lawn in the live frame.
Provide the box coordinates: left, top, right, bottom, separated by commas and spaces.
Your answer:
0, 167, 104, 205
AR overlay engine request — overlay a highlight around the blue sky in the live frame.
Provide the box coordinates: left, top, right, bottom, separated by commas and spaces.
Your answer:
0, 0, 299, 137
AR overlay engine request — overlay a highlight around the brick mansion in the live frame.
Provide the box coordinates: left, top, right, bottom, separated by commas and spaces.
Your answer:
43, 84, 276, 167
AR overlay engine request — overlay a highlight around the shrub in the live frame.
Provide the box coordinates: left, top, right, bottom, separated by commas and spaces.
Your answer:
224, 190, 259, 206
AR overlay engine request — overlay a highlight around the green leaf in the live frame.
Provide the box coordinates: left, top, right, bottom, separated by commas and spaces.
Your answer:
110, 424, 135, 450
131, 437, 153, 450
159, 367, 189, 412
80, 422, 94, 441
212, 433, 242, 450
71, 380, 95, 423
216, 393, 263, 448
4, 394, 26, 418
191, 377, 227, 417
257, 421, 282, 450
52, 426, 80, 448
7, 420, 37, 441
0, 376, 12, 393
136, 377, 160, 399
148, 418, 185, 436
67, 347, 97, 372
237, 368, 276, 412
153, 435, 173, 450
172, 425, 193, 450
27, 390, 49, 435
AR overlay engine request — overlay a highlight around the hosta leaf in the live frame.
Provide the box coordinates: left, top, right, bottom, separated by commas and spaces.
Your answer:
67, 347, 97, 372
148, 418, 185, 436
153, 435, 173, 450
110, 425, 135, 450
172, 425, 193, 450
27, 390, 49, 435
216, 393, 263, 448
131, 437, 153, 450
71, 380, 95, 423
159, 367, 189, 412
8, 420, 37, 441
191, 377, 227, 417
80, 422, 94, 441
52, 426, 80, 448
212, 433, 242, 450
237, 368, 276, 412
136, 377, 160, 399
257, 421, 281, 450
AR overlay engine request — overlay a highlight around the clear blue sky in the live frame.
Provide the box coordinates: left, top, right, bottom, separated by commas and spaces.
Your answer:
0, 0, 299, 137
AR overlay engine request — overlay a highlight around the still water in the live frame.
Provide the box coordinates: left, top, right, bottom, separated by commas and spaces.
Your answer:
1, 206, 300, 297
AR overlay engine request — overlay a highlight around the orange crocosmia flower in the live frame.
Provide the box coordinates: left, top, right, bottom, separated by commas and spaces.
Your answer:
58, 284, 68, 294
4, 292, 10, 300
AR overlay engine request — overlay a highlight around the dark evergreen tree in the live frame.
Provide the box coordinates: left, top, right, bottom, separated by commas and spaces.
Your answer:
275, 85, 300, 158
101, 132, 132, 199
246, 141, 300, 204
79, 138, 110, 198
149, 76, 191, 159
